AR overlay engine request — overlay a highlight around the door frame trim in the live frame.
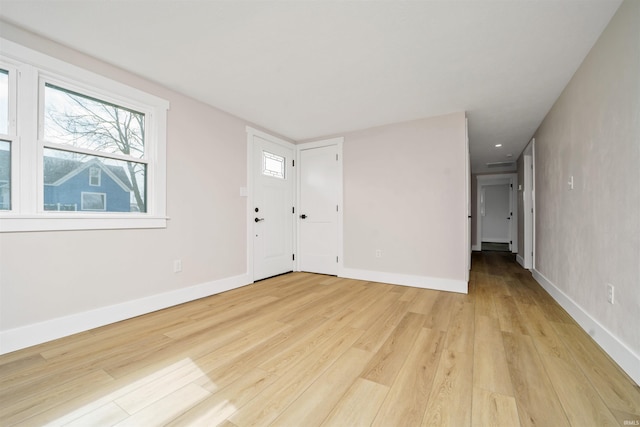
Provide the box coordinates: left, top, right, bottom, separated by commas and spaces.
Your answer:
476, 173, 518, 253
246, 126, 297, 282
295, 137, 344, 274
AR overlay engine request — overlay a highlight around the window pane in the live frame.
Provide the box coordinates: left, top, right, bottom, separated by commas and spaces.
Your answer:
44, 148, 146, 212
81, 192, 106, 211
0, 140, 10, 210
44, 83, 145, 159
0, 70, 8, 135
262, 150, 285, 179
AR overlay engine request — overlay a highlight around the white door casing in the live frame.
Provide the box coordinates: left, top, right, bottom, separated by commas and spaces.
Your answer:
247, 127, 295, 281
297, 138, 343, 275
522, 137, 535, 269
465, 117, 471, 279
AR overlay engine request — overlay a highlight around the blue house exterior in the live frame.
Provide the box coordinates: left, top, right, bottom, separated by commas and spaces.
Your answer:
44, 157, 133, 212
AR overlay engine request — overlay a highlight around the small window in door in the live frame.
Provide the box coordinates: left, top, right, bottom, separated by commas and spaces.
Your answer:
262, 150, 285, 179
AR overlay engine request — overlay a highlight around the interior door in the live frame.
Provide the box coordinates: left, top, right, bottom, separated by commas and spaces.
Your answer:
482, 184, 511, 245
298, 144, 339, 275
253, 135, 294, 281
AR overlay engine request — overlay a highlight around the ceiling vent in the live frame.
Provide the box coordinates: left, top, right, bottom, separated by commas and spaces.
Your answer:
486, 161, 516, 168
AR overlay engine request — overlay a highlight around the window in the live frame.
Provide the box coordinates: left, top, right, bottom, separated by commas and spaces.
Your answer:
0, 69, 8, 135
89, 167, 101, 186
0, 38, 169, 232
42, 84, 147, 212
81, 192, 106, 211
262, 150, 285, 179
0, 67, 13, 211
0, 140, 10, 210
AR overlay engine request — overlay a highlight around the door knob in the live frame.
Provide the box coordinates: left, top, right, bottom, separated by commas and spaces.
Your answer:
300, 214, 307, 219
255, 217, 264, 222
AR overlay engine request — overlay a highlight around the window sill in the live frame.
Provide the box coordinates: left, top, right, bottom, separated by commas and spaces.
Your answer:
0, 214, 168, 232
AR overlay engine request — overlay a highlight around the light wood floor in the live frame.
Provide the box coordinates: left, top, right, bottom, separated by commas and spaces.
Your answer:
2, 253, 639, 426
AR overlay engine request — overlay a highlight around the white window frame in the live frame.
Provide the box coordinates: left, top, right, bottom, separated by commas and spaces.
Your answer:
0, 38, 169, 232
0, 59, 18, 214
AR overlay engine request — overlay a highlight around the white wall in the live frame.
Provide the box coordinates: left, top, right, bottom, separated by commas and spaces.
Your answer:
0, 24, 470, 352
340, 113, 468, 292
532, 0, 639, 383
0, 23, 273, 352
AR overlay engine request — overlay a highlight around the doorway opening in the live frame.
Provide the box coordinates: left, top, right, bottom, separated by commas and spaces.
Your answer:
476, 173, 518, 254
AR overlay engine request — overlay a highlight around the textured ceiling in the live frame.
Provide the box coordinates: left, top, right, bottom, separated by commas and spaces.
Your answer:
0, 0, 621, 172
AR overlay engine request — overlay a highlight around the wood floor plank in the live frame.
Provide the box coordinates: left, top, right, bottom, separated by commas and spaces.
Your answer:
361, 312, 427, 386
471, 387, 520, 427
320, 378, 389, 427
352, 299, 409, 353
1, 369, 115, 425
473, 315, 514, 396
2, 252, 637, 426
271, 347, 373, 426
407, 288, 438, 315
610, 408, 640, 427
348, 286, 402, 330
518, 303, 572, 361
166, 368, 277, 426
540, 352, 619, 426
443, 300, 474, 353
258, 310, 361, 376
227, 326, 364, 427
473, 274, 499, 321
277, 283, 364, 324
113, 383, 211, 427
502, 331, 570, 427
193, 317, 325, 392
104, 325, 246, 379
114, 355, 218, 415
0, 353, 47, 378
423, 292, 455, 331
494, 294, 529, 335
63, 402, 129, 427
504, 278, 536, 305
8, 357, 200, 426
163, 295, 279, 339
421, 349, 473, 427
553, 322, 640, 415
372, 327, 445, 427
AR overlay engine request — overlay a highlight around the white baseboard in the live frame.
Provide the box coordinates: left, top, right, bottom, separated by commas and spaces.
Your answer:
516, 254, 525, 268
0, 273, 251, 355
340, 268, 467, 294
532, 269, 640, 386
472, 244, 482, 252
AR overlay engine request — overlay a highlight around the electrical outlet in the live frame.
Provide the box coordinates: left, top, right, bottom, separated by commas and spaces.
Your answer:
173, 259, 182, 273
607, 284, 614, 304
375, 249, 382, 258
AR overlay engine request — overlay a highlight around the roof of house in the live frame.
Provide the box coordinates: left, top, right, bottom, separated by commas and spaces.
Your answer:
0, 149, 133, 190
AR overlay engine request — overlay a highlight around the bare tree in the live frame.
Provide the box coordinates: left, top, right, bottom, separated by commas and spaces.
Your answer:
45, 86, 146, 211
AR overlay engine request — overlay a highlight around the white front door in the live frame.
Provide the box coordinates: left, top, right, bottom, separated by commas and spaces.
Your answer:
298, 140, 342, 275
252, 133, 294, 281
